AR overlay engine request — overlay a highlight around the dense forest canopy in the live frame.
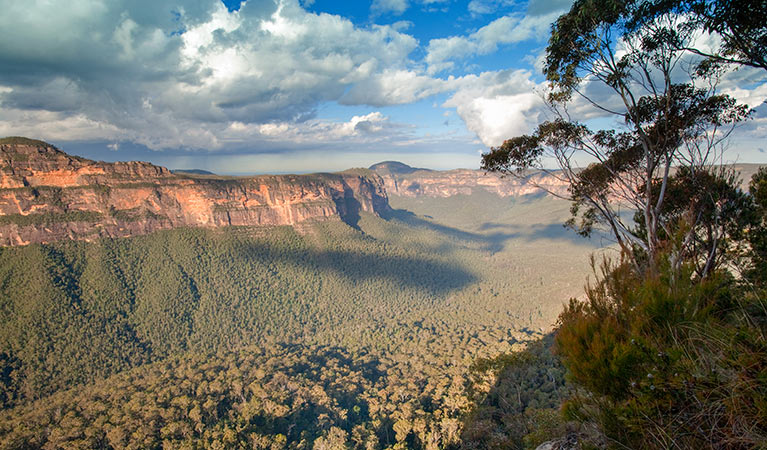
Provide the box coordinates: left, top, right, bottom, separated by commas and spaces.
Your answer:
0, 193, 596, 449
0, 0, 765, 448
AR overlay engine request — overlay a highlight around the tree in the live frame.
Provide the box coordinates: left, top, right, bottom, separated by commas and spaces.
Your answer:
480, 2, 767, 446
745, 168, 767, 285
481, 0, 752, 276
629, 0, 767, 71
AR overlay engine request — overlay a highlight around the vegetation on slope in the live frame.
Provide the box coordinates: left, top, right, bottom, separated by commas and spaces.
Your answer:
1, 345, 466, 449
0, 192, 594, 448
0, 137, 52, 147
477, 0, 767, 445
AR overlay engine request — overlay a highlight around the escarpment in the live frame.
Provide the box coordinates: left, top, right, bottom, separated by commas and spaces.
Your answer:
369, 161, 570, 198
0, 138, 390, 246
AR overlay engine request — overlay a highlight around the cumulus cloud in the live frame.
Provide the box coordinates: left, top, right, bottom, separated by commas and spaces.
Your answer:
719, 68, 767, 109
0, 0, 422, 149
425, 12, 559, 74
251, 112, 406, 142
443, 69, 548, 146
2, 0, 762, 170
340, 69, 450, 106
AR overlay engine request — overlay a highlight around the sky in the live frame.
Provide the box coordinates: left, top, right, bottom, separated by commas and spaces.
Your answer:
0, 0, 765, 174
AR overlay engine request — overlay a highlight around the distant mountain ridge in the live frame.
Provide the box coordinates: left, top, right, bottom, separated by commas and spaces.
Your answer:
172, 168, 216, 175
0, 138, 390, 246
369, 161, 571, 198
368, 161, 432, 175
369, 160, 765, 198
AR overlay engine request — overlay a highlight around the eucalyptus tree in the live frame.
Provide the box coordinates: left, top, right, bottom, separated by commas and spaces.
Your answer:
629, 0, 767, 71
482, 0, 753, 276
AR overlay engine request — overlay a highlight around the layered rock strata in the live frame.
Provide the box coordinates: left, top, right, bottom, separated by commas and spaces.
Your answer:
0, 138, 390, 246
369, 162, 570, 198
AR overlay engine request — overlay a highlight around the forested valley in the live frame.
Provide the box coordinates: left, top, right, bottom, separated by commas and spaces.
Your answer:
0, 193, 595, 449
2, 0, 766, 447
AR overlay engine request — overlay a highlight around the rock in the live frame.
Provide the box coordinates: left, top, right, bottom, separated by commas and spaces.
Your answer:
0, 138, 390, 246
535, 432, 581, 450
369, 161, 569, 198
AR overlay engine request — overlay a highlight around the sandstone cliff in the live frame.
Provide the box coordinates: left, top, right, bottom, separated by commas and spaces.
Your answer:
370, 161, 764, 199
369, 161, 570, 198
0, 138, 390, 246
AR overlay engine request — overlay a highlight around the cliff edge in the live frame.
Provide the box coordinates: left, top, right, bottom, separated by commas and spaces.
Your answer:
369, 161, 569, 198
0, 138, 390, 246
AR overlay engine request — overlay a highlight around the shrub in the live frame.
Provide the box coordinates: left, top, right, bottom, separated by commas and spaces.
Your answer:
556, 257, 767, 449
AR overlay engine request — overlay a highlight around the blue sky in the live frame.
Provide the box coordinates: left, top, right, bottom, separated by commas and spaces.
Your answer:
0, 0, 764, 174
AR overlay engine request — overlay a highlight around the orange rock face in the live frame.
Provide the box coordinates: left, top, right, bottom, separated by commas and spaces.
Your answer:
0, 140, 389, 246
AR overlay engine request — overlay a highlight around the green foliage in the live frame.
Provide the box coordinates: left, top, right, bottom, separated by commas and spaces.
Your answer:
481, 1, 767, 446
545, 0, 628, 94
0, 345, 465, 449
460, 335, 572, 449
747, 168, 767, 286
483, 0, 752, 276
556, 256, 767, 448
629, 0, 767, 71
0, 190, 597, 448
0, 197, 594, 413
0, 211, 103, 226
547, 0, 767, 89
631, 166, 756, 276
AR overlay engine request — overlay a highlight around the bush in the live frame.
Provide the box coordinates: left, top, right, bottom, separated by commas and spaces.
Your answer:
556, 257, 767, 449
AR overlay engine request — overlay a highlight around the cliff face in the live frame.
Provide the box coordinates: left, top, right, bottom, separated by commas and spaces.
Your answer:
0, 138, 390, 246
369, 161, 764, 200
369, 162, 570, 198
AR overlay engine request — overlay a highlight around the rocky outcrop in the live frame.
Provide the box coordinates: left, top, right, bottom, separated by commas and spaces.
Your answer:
369, 161, 570, 198
0, 138, 390, 246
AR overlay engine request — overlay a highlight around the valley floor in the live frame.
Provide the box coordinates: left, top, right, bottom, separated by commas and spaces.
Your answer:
0, 191, 598, 449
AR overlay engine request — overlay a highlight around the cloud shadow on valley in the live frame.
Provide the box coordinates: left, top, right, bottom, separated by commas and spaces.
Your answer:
382, 208, 599, 254
233, 237, 477, 296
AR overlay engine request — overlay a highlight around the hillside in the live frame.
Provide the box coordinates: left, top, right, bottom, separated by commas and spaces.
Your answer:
0, 142, 603, 448
0, 209, 596, 448
0, 138, 389, 246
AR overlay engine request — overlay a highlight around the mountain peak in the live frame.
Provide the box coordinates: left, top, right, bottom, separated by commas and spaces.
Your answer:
368, 161, 431, 175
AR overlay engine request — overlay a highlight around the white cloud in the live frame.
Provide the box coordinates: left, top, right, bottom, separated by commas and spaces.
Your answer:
391, 20, 414, 31
443, 69, 548, 146
425, 12, 558, 74
469, 0, 572, 17
717, 65, 767, 109
1, 0, 762, 170
340, 69, 450, 106
251, 112, 396, 142
468, 0, 515, 15
372, 0, 409, 15
370, 0, 453, 16
0, 0, 421, 149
